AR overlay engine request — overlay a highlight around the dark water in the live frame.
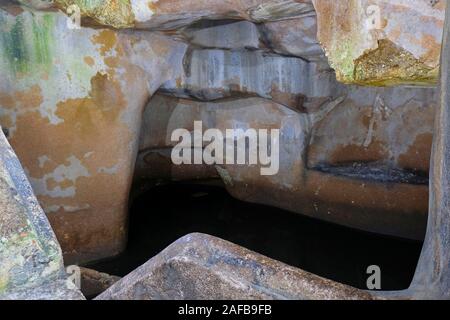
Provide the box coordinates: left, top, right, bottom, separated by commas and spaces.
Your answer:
88, 184, 424, 291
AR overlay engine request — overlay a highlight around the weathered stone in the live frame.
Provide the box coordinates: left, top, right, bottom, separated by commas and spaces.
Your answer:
313, 0, 445, 85
261, 15, 325, 62
181, 16, 327, 64
136, 92, 431, 240
182, 20, 262, 50
0, 129, 83, 300
160, 49, 337, 109
0, 6, 187, 264
13, 1, 445, 86
408, 2, 450, 299
79, 267, 120, 299
308, 86, 437, 174
1, 279, 84, 300
17, 0, 314, 29
96, 233, 376, 300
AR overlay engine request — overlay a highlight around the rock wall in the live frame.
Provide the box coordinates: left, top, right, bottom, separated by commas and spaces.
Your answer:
0, 129, 83, 299
0, 6, 187, 264
0, 1, 440, 264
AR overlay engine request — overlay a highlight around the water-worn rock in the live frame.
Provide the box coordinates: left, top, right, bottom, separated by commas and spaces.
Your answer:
308, 86, 437, 174
15, 1, 445, 86
182, 20, 262, 50
79, 267, 120, 299
408, 4, 450, 299
136, 92, 432, 240
182, 17, 326, 64
0, 6, 187, 264
313, 0, 445, 85
160, 49, 337, 109
261, 15, 325, 62
96, 233, 376, 300
18, 0, 315, 29
0, 129, 83, 300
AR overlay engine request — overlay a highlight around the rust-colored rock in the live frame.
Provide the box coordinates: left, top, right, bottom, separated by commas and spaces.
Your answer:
0, 6, 187, 264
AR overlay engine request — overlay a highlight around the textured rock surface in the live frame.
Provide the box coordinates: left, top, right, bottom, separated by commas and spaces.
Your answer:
261, 15, 325, 62
0, 0, 440, 265
19, 0, 314, 29
15, 1, 444, 86
0, 129, 83, 300
79, 267, 120, 299
182, 20, 262, 50
408, 4, 450, 299
96, 233, 376, 300
161, 49, 337, 109
136, 91, 433, 240
182, 17, 325, 63
309, 86, 437, 174
0, 6, 187, 264
313, 0, 445, 85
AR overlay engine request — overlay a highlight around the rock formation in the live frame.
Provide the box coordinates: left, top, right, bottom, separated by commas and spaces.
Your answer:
313, 0, 445, 85
0, 129, 83, 300
0, 0, 448, 300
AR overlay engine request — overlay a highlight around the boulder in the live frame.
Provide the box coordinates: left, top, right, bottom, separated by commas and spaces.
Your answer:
0, 129, 83, 300
96, 233, 375, 300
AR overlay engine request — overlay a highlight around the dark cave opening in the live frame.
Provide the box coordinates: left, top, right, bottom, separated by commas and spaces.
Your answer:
88, 183, 424, 291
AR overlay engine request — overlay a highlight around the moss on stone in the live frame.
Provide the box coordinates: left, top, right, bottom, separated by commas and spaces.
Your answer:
55, 0, 135, 29
354, 39, 438, 86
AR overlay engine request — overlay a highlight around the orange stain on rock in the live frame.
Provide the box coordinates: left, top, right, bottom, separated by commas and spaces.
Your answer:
91, 29, 118, 56
329, 140, 388, 165
0, 92, 15, 109
15, 85, 43, 110
84, 56, 95, 67
8, 71, 133, 263
398, 132, 433, 173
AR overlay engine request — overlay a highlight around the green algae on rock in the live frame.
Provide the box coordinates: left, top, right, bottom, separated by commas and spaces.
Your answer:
0, 11, 55, 75
55, 0, 134, 29
354, 40, 439, 87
